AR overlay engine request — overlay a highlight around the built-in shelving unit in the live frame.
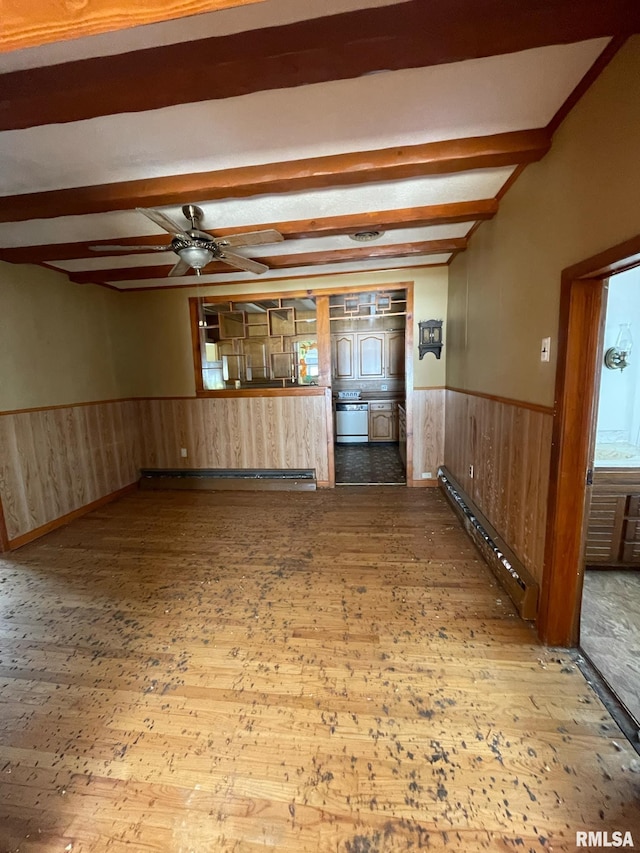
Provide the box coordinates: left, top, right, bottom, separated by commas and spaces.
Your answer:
197, 297, 318, 390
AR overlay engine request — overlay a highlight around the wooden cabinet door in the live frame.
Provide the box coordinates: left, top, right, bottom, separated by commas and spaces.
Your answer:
369, 410, 393, 441
584, 494, 625, 565
332, 334, 356, 380
386, 331, 405, 378
357, 333, 385, 379
369, 402, 398, 442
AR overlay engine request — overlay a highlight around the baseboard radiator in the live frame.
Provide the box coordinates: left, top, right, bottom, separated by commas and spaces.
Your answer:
438, 466, 539, 620
140, 468, 316, 491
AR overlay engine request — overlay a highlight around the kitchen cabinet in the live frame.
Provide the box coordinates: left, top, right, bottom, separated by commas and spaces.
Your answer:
357, 333, 385, 379
331, 331, 405, 381
332, 333, 356, 380
585, 470, 640, 567
386, 331, 405, 378
369, 401, 398, 442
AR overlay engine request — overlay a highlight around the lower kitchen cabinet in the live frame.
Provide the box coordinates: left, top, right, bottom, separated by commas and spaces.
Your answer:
585, 468, 640, 567
369, 401, 398, 442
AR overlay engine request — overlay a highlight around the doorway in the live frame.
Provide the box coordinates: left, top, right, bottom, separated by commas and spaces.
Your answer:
330, 287, 409, 485
579, 266, 640, 727
540, 234, 640, 650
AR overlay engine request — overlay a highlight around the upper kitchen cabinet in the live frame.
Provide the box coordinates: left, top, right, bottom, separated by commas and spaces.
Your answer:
357, 333, 385, 379
386, 331, 405, 379
332, 334, 356, 380
331, 330, 405, 381
329, 289, 407, 384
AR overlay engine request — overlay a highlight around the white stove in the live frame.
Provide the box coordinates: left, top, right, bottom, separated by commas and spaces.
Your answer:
337, 390, 362, 400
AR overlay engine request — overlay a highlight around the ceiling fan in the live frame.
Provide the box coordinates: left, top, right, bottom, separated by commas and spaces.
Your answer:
89, 204, 283, 276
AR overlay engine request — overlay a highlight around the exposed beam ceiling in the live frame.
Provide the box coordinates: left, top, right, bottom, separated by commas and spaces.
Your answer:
3, 0, 640, 130
1, 0, 638, 290
0, 132, 549, 224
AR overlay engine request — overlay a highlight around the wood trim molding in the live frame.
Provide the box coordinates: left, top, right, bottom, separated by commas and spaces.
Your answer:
0, 130, 551, 224
0, 396, 139, 417
7, 483, 138, 551
0, 202, 495, 265
0, 494, 9, 553
99, 264, 448, 292
563, 233, 640, 281
68, 240, 465, 285
194, 387, 328, 398
538, 237, 640, 647
413, 385, 446, 391
324, 387, 336, 490
408, 479, 439, 488
539, 278, 605, 646
446, 386, 554, 416
405, 284, 415, 485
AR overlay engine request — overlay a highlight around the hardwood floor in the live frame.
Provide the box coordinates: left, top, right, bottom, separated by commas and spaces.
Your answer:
581, 569, 640, 726
0, 488, 638, 852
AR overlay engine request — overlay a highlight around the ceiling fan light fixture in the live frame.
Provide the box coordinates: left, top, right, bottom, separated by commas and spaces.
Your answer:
179, 245, 214, 270
350, 230, 385, 242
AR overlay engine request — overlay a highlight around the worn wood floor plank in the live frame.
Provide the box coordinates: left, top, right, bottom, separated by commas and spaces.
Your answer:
0, 487, 638, 852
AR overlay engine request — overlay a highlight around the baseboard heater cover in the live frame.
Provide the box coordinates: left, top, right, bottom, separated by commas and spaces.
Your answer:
139, 468, 316, 491
438, 466, 539, 620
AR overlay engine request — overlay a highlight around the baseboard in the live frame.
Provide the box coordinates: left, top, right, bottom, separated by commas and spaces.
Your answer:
408, 479, 439, 488
0, 494, 9, 553
438, 466, 539, 621
7, 482, 138, 551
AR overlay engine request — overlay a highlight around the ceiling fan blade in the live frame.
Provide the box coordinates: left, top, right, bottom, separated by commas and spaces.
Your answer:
218, 229, 284, 248
89, 244, 171, 252
168, 256, 192, 277
219, 250, 269, 275
137, 207, 190, 239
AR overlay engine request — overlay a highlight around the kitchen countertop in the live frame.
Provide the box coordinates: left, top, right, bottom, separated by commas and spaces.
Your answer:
334, 391, 404, 402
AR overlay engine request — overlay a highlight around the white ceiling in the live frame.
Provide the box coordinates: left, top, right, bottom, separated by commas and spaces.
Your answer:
0, 0, 634, 291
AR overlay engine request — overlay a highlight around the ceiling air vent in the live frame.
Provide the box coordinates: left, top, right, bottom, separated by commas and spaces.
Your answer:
349, 230, 384, 242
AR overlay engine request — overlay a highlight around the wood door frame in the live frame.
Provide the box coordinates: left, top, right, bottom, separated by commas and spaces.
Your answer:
539, 234, 640, 646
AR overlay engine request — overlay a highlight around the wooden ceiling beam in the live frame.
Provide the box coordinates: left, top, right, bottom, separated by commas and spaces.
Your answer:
67, 238, 465, 284
1, 0, 265, 54
3, 0, 639, 129
0, 131, 548, 224
0, 200, 495, 264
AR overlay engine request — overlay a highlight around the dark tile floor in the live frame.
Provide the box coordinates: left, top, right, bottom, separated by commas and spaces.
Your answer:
580, 569, 640, 726
334, 442, 405, 485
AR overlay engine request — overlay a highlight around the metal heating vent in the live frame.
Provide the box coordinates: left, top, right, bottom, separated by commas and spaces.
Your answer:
139, 468, 316, 491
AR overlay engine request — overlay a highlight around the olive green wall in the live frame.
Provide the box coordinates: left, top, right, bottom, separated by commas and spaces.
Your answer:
0, 261, 123, 411
447, 36, 640, 406
114, 267, 449, 398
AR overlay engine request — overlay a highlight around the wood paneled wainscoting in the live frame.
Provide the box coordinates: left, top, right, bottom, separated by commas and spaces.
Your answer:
138, 390, 333, 487
444, 389, 553, 585
0, 400, 140, 549
410, 388, 445, 486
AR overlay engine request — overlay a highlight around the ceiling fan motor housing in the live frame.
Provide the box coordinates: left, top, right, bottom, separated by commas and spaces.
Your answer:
182, 203, 205, 228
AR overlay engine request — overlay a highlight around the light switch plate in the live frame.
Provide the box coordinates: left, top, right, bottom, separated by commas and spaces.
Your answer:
541, 337, 551, 362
